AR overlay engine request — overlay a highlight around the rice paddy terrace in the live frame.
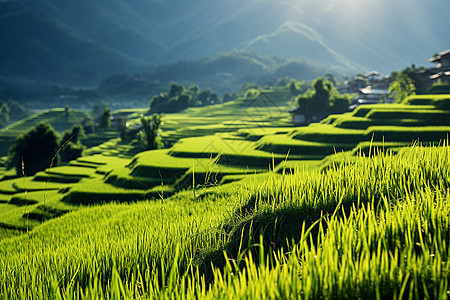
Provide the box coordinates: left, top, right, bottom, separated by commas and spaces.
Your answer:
0, 90, 450, 298
0, 108, 120, 158
0, 92, 449, 236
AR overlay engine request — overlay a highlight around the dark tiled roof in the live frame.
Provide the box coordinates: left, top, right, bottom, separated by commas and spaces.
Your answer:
430, 49, 450, 62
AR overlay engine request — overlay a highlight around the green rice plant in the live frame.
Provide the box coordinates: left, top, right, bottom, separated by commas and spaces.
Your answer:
366, 109, 450, 125
235, 127, 294, 141
366, 126, 450, 143
198, 188, 450, 299
11, 177, 75, 192
320, 114, 339, 124
351, 104, 434, 118
351, 141, 409, 156
154, 92, 291, 145
168, 135, 256, 158
432, 97, 450, 110
173, 163, 257, 191
60, 178, 148, 204
0, 227, 24, 240
332, 116, 377, 129
0, 193, 11, 203
105, 173, 163, 190
274, 160, 322, 174
0, 201, 40, 232
0, 178, 20, 194
427, 84, 450, 95
403, 94, 450, 108
44, 166, 99, 178
207, 142, 450, 259
219, 174, 247, 185
0, 192, 235, 298
290, 124, 366, 144
0, 133, 449, 298
255, 134, 354, 156
123, 150, 202, 184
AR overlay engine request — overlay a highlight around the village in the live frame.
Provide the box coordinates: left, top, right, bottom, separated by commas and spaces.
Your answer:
290, 49, 450, 125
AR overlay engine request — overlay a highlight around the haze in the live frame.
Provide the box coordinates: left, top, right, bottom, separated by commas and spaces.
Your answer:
0, 0, 449, 86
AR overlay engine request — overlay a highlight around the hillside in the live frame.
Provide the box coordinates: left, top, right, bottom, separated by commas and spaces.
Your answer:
0, 1, 149, 86
0, 91, 449, 232
1, 0, 449, 86
0, 51, 345, 104
0, 90, 449, 297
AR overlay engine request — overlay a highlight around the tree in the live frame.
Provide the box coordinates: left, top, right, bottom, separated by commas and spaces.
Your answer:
92, 101, 109, 117
389, 72, 416, 103
82, 115, 96, 134
60, 125, 86, 163
99, 107, 111, 131
296, 77, 350, 113
197, 89, 218, 105
150, 83, 220, 113
8, 123, 59, 176
63, 104, 70, 120
60, 124, 86, 146
167, 82, 184, 98
313, 77, 333, 110
400, 65, 428, 94
187, 85, 199, 98
140, 114, 163, 150
177, 94, 191, 109
330, 96, 351, 113
289, 81, 301, 97
149, 93, 167, 112
289, 80, 309, 97
297, 77, 332, 111
60, 142, 84, 163
223, 92, 238, 102
324, 73, 336, 86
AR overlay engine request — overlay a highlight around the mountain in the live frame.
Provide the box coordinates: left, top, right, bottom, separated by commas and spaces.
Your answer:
123, 51, 346, 97
0, 0, 449, 86
241, 21, 358, 70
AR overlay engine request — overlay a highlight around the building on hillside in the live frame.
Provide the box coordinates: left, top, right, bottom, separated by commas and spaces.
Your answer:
430, 71, 450, 85
429, 49, 450, 84
343, 76, 368, 93
289, 107, 329, 125
365, 71, 380, 82
342, 72, 391, 94
369, 75, 391, 90
349, 87, 391, 110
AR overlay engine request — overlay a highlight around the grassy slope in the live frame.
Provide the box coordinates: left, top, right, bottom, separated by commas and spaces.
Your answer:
0, 108, 120, 157
0, 93, 449, 297
1, 93, 449, 234
0, 87, 294, 235
0, 144, 449, 298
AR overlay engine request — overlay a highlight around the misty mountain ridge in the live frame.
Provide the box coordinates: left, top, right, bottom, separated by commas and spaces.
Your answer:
0, 0, 449, 86
0, 50, 345, 104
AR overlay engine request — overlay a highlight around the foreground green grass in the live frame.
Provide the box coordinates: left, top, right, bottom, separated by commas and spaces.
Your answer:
0, 143, 449, 299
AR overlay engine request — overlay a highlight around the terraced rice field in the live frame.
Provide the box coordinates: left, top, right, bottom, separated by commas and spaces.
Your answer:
0, 90, 450, 298
0, 93, 449, 238
0, 108, 120, 156
1, 141, 449, 298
